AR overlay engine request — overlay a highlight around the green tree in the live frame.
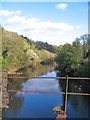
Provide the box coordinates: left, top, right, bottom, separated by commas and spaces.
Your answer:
80, 34, 88, 58
75, 36, 90, 77
56, 43, 83, 76
0, 55, 7, 70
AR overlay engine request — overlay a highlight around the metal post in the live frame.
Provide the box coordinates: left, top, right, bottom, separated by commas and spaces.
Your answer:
64, 75, 68, 112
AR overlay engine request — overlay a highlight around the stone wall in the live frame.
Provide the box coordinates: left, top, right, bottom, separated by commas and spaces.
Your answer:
0, 72, 9, 119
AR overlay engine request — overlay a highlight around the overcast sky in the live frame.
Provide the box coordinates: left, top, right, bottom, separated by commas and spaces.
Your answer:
0, 2, 88, 45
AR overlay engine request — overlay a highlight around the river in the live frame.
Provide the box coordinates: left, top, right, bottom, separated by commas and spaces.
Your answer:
3, 65, 89, 119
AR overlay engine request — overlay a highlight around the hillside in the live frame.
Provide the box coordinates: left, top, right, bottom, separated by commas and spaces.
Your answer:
1, 28, 56, 72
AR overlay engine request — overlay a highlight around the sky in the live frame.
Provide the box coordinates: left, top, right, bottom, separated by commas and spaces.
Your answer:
0, 2, 88, 45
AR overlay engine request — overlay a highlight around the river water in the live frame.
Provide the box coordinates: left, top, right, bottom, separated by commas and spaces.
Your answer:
3, 65, 89, 119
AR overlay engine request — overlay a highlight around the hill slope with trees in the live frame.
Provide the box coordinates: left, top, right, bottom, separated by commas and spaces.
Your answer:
1, 28, 89, 77
1, 28, 56, 72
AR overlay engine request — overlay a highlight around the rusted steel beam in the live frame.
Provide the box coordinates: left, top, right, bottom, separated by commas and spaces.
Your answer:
7, 90, 65, 94
7, 76, 66, 79
68, 77, 90, 80
67, 92, 89, 96
6, 76, 90, 80
64, 76, 68, 112
7, 90, 90, 96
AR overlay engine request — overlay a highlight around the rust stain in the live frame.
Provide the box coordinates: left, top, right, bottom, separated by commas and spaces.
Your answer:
56, 113, 67, 120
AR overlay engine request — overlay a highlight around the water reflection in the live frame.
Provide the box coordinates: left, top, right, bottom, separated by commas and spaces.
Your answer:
3, 65, 90, 118
8, 64, 56, 90
3, 65, 63, 118
9, 95, 24, 114
22, 76, 60, 92
22, 79, 59, 92
67, 95, 89, 118
57, 72, 89, 118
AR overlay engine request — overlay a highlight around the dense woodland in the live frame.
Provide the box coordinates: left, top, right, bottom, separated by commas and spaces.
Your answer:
56, 34, 90, 77
0, 27, 90, 77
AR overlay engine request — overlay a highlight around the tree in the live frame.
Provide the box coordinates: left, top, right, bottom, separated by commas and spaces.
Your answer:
80, 34, 88, 58
0, 55, 7, 70
56, 43, 83, 76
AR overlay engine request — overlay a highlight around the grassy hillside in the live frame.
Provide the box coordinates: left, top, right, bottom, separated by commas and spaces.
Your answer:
1, 28, 56, 72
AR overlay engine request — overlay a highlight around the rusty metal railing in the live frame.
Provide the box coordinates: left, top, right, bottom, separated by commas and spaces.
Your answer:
2, 73, 90, 113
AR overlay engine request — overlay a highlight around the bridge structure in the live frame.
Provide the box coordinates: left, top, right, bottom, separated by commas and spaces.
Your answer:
1, 71, 90, 120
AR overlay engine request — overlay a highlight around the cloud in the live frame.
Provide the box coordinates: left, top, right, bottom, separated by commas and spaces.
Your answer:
76, 25, 82, 29
6, 15, 74, 31
7, 15, 27, 24
0, 10, 21, 17
2, 9, 75, 45
22, 78, 59, 91
56, 3, 68, 11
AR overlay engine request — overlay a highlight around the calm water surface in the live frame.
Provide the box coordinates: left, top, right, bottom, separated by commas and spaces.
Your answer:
3, 66, 89, 119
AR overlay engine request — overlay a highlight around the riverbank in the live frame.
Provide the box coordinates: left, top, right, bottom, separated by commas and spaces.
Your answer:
1, 72, 9, 110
